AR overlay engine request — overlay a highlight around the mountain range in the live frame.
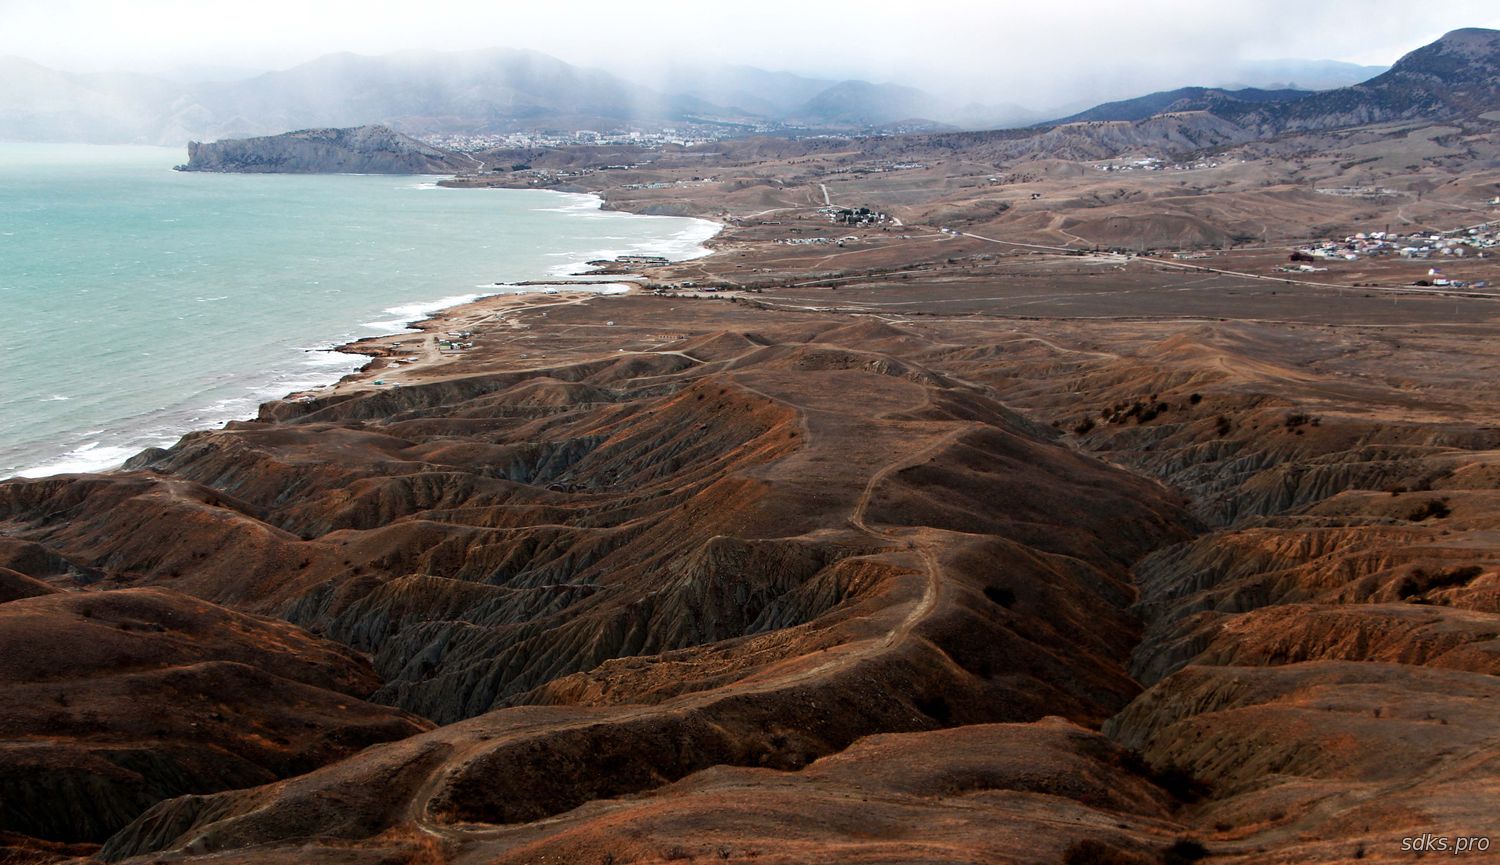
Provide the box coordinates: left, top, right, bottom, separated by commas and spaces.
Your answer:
178, 28, 1500, 178
0, 47, 1391, 145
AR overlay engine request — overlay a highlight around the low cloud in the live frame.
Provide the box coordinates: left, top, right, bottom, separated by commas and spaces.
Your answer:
3, 0, 1498, 109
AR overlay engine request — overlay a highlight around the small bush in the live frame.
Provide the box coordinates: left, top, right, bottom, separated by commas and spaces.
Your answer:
1162, 838, 1210, 865
1074, 418, 1097, 435
984, 585, 1017, 607
1398, 565, 1483, 599
1188, 393, 1203, 405
1151, 765, 1212, 803
1062, 839, 1152, 865
1407, 499, 1452, 522
1118, 752, 1212, 803
1214, 416, 1232, 437
1430, 565, 1483, 587
914, 694, 954, 724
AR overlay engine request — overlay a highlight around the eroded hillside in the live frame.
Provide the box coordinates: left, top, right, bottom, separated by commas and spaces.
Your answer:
2, 287, 1497, 863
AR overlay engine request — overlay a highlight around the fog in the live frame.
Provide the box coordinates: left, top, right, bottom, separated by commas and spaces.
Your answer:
5, 0, 1499, 109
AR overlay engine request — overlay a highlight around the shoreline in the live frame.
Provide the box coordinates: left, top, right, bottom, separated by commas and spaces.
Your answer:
7, 186, 723, 479
303, 186, 725, 401
307, 283, 639, 399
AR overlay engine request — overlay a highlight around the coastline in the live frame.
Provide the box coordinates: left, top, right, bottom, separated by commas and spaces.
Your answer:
293, 188, 724, 405
7, 185, 722, 479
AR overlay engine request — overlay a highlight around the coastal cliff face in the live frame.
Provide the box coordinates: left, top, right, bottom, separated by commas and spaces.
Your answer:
179, 125, 469, 174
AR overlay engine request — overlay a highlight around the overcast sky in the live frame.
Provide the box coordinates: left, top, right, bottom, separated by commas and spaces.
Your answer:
4, 0, 1500, 107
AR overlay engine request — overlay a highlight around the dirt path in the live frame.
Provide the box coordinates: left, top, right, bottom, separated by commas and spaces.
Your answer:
404, 378, 957, 847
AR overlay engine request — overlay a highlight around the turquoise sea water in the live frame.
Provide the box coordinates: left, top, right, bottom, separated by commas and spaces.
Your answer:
0, 144, 717, 478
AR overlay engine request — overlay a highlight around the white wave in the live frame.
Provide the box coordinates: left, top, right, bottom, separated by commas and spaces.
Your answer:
15, 442, 139, 478
532, 191, 606, 214
361, 292, 484, 333
301, 350, 364, 367
41, 394, 71, 402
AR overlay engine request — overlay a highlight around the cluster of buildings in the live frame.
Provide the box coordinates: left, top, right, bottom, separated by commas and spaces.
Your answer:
1094, 156, 1226, 172
620, 177, 715, 191
1292, 224, 1498, 263
825, 161, 929, 176
513, 167, 600, 185
418, 125, 741, 153
777, 235, 860, 247
822, 206, 889, 226
438, 331, 475, 352
1314, 186, 1400, 198
1095, 157, 1164, 172
1419, 267, 1488, 289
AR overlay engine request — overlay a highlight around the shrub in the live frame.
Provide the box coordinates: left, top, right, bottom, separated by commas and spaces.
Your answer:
1118, 752, 1212, 803
1399, 565, 1483, 599
1162, 839, 1210, 865
1407, 499, 1452, 522
1062, 839, 1152, 865
984, 585, 1017, 607
1151, 765, 1213, 803
914, 694, 954, 724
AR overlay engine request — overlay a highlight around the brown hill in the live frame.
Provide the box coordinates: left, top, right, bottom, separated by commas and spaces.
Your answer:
3, 282, 1499, 862
0, 587, 430, 845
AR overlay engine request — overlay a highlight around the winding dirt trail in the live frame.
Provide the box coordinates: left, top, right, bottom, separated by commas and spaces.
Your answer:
399, 379, 957, 848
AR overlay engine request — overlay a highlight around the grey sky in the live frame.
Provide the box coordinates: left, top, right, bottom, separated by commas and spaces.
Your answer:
4, 0, 1499, 107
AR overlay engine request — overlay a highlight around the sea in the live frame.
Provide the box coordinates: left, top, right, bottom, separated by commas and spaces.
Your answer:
0, 143, 719, 479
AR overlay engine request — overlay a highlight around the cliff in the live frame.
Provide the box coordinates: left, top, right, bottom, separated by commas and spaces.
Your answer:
178, 124, 470, 174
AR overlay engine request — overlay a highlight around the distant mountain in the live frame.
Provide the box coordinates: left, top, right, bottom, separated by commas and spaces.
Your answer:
1222, 58, 1388, 91
1049, 87, 1313, 125
2, 34, 1486, 146
189, 48, 707, 139
644, 64, 837, 118
633, 65, 1039, 131
1214, 27, 1500, 133
0, 48, 1050, 144
178, 125, 471, 174
0, 56, 174, 143
790, 80, 948, 127
1036, 27, 1500, 148
785, 80, 1039, 131
0, 49, 726, 145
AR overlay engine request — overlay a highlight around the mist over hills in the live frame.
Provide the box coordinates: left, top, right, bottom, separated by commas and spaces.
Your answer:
1048, 86, 1315, 125
1218, 26, 1500, 132
176, 28, 1500, 179
1, 45, 1394, 145
1222, 57, 1389, 91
